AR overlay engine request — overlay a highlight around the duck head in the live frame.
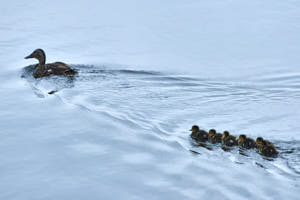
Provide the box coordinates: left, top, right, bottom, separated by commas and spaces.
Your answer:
222, 131, 230, 140
25, 49, 46, 65
257, 140, 267, 150
256, 137, 264, 146
238, 134, 246, 145
209, 129, 216, 137
190, 125, 200, 133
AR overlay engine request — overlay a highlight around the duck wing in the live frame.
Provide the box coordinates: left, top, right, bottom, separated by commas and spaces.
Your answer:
32, 62, 77, 78
46, 62, 77, 76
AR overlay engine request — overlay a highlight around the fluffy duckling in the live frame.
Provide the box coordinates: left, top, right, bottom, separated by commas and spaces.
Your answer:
190, 125, 208, 143
256, 137, 278, 157
222, 131, 238, 147
238, 134, 256, 149
25, 48, 77, 78
208, 129, 222, 144
256, 137, 275, 148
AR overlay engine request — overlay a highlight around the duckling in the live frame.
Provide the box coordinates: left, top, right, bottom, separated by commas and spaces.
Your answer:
222, 131, 238, 147
257, 139, 278, 157
238, 134, 256, 149
208, 129, 222, 144
256, 137, 275, 148
25, 48, 77, 78
190, 125, 208, 143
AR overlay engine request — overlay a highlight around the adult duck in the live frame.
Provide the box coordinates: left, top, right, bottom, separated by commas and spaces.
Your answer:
25, 48, 77, 78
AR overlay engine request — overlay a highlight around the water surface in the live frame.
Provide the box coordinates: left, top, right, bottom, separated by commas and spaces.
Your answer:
1, 0, 300, 199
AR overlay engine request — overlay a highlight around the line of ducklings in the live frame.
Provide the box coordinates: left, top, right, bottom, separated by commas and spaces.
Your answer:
190, 125, 278, 158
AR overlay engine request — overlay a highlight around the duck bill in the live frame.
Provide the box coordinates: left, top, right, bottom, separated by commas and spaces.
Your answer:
24, 53, 33, 59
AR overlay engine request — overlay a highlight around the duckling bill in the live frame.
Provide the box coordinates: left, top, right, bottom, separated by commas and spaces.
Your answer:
25, 48, 77, 78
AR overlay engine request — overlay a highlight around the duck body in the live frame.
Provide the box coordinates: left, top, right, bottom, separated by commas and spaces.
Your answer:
223, 135, 238, 146
242, 138, 256, 149
33, 62, 76, 78
264, 140, 275, 149
25, 49, 77, 78
258, 142, 278, 157
190, 125, 208, 143
256, 137, 276, 149
238, 135, 256, 149
222, 131, 238, 147
209, 133, 222, 144
261, 146, 278, 157
208, 129, 222, 144
194, 130, 209, 143
191, 130, 208, 143
256, 137, 278, 157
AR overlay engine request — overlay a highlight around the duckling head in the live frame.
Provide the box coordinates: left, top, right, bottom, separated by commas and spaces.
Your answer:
209, 129, 216, 137
222, 131, 230, 140
256, 137, 264, 146
238, 134, 246, 145
190, 125, 200, 133
25, 49, 46, 65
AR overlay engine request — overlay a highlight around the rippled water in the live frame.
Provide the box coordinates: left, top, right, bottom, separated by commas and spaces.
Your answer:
1, 0, 300, 199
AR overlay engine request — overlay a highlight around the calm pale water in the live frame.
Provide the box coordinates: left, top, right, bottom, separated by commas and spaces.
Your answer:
1, 0, 300, 199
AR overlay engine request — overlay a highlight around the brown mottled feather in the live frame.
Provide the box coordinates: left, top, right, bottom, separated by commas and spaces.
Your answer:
34, 62, 76, 78
25, 49, 77, 78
